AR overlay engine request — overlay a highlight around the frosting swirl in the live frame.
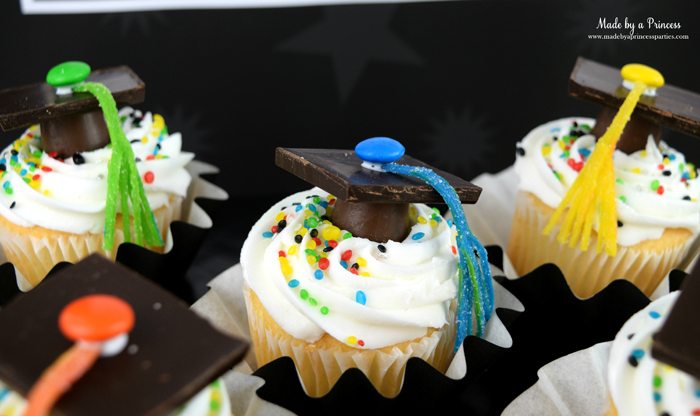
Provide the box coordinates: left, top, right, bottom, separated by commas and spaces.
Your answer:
0, 108, 193, 234
241, 188, 459, 349
515, 117, 700, 246
608, 292, 700, 415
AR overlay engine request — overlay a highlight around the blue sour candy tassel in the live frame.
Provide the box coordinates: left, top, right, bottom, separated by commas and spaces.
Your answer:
383, 162, 494, 352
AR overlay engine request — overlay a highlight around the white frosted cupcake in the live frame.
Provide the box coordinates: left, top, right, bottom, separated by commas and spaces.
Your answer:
503, 292, 700, 415
508, 117, 700, 297
0, 107, 193, 288
241, 188, 462, 398
607, 292, 700, 415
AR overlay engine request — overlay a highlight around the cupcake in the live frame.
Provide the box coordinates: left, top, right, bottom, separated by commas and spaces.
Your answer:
241, 138, 495, 397
508, 58, 700, 298
0, 255, 247, 415
605, 292, 699, 415
503, 288, 699, 416
0, 62, 193, 288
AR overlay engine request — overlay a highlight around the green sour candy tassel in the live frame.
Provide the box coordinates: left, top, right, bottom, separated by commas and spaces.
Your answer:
72, 82, 163, 251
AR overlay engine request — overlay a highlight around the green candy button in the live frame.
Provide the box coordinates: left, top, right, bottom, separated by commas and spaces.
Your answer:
46, 61, 91, 87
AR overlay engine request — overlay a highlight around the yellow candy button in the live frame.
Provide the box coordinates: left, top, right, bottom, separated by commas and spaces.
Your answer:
621, 64, 665, 88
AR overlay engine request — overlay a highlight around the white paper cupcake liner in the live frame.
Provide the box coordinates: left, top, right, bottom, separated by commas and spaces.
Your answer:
192, 260, 523, 413
502, 342, 613, 416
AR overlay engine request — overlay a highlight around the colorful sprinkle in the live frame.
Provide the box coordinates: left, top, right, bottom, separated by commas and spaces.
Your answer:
322, 226, 341, 241
355, 290, 367, 305
314, 270, 324, 280
341, 250, 353, 261
411, 232, 425, 240
356, 257, 367, 267
262, 231, 274, 238
377, 244, 386, 253
318, 258, 330, 270
320, 306, 329, 315
649, 311, 661, 319
300, 289, 309, 300
347, 336, 357, 345
288, 279, 299, 288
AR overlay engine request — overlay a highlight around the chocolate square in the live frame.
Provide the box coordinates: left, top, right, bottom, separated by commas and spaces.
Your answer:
0, 66, 145, 131
652, 267, 700, 379
0, 254, 247, 416
569, 56, 700, 137
276, 147, 482, 204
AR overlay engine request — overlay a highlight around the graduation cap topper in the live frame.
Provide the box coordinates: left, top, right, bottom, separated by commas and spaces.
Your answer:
276, 137, 493, 351
0, 61, 162, 252
0, 254, 248, 416
544, 59, 699, 257
569, 57, 700, 153
652, 263, 700, 379
0, 61, 145, 156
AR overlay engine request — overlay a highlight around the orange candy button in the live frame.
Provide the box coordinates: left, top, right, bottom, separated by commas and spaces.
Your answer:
59, 295, 135, 342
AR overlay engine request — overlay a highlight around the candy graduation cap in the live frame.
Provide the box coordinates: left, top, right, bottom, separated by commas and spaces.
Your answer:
544, 57, 700, 256
0, 61, 162, 251
652, 264, 700, 379
276, 137, 493, 351
0, 254, 248, 415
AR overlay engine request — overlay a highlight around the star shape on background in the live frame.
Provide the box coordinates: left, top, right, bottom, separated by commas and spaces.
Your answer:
100, 11, 168, 37
421, 107, 498, 179
564, 0, 646, 58
279, 4, 422, 101
154, 104, 212, 154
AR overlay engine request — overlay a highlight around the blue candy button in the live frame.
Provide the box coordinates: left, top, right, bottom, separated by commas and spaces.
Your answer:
355, 137, 405, 164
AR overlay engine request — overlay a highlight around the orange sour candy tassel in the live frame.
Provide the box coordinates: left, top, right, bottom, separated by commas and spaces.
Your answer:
543, 64, 664, 257
24, 344, 100, 416
24, 295, 135, 416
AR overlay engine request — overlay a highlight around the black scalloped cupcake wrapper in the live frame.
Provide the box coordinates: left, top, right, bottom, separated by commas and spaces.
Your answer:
248, 248, 688, 415
0, 178, 225, 307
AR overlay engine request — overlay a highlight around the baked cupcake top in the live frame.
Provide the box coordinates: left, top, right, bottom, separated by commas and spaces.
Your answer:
515, 117, 700, 246
0, 107, 193, 234
608, 292, 700, 415
241, 188, 459, 349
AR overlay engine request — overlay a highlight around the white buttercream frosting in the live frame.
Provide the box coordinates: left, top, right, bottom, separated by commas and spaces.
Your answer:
608, 292, 700, 415
0, 107, 193, 234
241, 188, 459, 349
514, 117, 700, 246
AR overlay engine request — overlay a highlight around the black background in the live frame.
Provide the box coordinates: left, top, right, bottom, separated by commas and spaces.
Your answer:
1, 0, 699, 296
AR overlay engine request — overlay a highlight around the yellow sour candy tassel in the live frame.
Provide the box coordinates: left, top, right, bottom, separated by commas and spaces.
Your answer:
543, 81, 648, 257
